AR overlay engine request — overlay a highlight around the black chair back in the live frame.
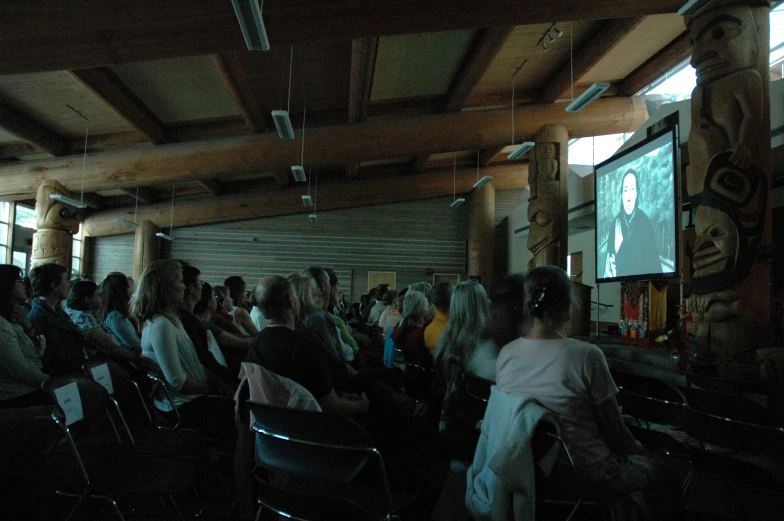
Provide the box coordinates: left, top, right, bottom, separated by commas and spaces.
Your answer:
612, 370, 685, 426
42, 374, 113, 428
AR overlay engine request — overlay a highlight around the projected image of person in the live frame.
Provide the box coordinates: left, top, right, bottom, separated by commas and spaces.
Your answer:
604, 169, 662, 278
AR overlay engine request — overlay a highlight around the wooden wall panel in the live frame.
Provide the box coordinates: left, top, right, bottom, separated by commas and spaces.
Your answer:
84, 234, 134, 282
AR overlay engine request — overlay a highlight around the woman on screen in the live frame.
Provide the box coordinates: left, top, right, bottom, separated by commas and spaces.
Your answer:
604, 170, 661, 278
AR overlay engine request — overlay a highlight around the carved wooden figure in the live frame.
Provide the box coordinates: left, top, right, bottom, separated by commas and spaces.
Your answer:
32, 181, 80, 271
684, 0, 772, 360
527, 125, 569, 270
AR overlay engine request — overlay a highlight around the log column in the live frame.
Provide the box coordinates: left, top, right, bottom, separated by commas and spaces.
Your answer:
468, 182, 495, 289
527, 124, 569, 270
133, 220, 160, 280
31, 180, 80, 271
684, 1, 772, 360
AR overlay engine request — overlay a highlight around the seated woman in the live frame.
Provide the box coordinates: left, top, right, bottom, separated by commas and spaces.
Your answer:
224, 276, 259, 336
248, 287, 267, 332
0, 264, 49, 408
392, 290, 433, 369
211, 285, 246, 336
66, 280, 140, 367
434, 281, 494, 436
496, 266, 677, 520
131, 259, 234, 425
100, 272, 142, 354
377, 290, 402, 332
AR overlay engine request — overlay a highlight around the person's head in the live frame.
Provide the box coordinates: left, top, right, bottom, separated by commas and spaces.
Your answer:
302, 267, 330, 307
180, 264, 204, 305
194, 281, 217, 317
288, 274, 323, 320
621, 170, 639, 216
30, 262, 70, 301
256, 276, 298, 323
382, 290, 398, 308
67, 280, 101, 311
524, 266, 572, 328
131, 259, 186, 325
324, 268, 340, 306
431, 282, 454, 314
402, 290, 429, 321
368, 288, 377, 302
375, 284, 390, 302
22, 277, 32, 303
435, 281, 492, 383
0, 264, 25, 321
213, 285, 233, 313
224, 276, 247, 307
338, 291, 345, 303
490, 274, 526, 347
101, 272, 132, 317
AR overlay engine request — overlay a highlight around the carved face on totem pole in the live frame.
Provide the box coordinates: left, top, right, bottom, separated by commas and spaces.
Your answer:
527, 143, 560, 267
690, 6, 759, 86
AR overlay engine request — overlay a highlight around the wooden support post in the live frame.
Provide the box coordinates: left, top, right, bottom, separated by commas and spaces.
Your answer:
468, 182, 495, 290
31, 180, 80, 271
133, 220, 160, 280
527, 124, 569, 270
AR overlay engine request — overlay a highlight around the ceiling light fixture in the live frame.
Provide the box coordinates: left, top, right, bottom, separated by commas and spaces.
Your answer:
51, 105, 89, 209
508, 61, 535, 162
309, 169, 318, 222
291, 165, 306, 182
292, 86, 307, 183
450, 152, 465, 208
271, 46, 295, 139
678, 0, 711, 17
231, 0, 270, 51
155, 186, 175, 241
302, 195, 313, 207
473, 150, 493, 188
117, 187, 140, 227
537, 22, 562, 52
565, 82, 610, 113
508, 142, 536, 160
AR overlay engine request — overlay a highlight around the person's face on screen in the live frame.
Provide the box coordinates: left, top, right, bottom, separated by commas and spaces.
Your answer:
622, 174, 637, 215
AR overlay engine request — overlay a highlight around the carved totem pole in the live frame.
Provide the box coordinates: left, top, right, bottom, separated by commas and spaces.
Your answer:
684, 0, 772, 360
32, 181, 80, 271
527, 124, 569, 271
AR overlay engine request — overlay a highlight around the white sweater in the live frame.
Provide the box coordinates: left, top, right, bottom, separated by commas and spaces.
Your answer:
0, 316, 48, 402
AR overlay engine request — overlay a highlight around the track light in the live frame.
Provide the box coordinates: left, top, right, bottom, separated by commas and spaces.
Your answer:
554, 26, 564, 37
301, 195, 313, 207
291, 165, 306, 182
542, 41, 548, 51
565, 82, 610, 113
309, 214, 318, 223
508, 141, 536, 160
49, 193, 87, 209
155, 232, 173, 241
450, 198, 466, 208
115, 218, 139, 227
548, 32, 556, 43
231, 0, 270, 51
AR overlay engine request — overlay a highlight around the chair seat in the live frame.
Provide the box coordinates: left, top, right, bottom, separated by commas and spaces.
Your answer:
128, 426, 206, 458
50, 443, 197, 495
627, 425, 691, 458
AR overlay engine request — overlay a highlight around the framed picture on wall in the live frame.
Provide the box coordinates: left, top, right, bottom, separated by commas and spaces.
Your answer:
433, 273, 460, 286
368, 271, 396, 292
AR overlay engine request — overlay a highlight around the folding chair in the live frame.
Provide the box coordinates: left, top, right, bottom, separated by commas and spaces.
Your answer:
42, 374, 199, 521
248, 400, 413, 521
611, 369, 686, 427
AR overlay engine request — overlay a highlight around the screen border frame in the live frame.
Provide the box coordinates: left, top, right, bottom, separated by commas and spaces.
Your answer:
593, 122, 681, 285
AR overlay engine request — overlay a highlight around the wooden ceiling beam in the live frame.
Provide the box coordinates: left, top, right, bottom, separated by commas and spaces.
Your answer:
538, 17, 644, 104
411, 26, 513, 173
273, 171, 291, 187
85, 162, 531, 237
1, 1, 686, 74
118, 187, 157, 204
478, 146, 507, 167
212, 53, 267, 133
69, 67, 169, 144
197, 179, 223, 196
617, 31, 691, 97
0, 142, 45, 160
347, 37, 379, 178
0, 102, 66, 156
0, 97, 647, 199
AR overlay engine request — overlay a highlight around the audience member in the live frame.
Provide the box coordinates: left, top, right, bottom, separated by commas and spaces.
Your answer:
27, 263, 88, 375
434, 281, 494, 435
67, 280, 140, 366
393, 290, 433, 369
0, 264, 49, 408
424, 282, 453, 354
248, 285, 267, 331
378, 290, 402, 331
302, 267, 345, 362
324, 269, 358, 358
20, 277, 33, 313
495, 266, 678, 519
489, 274, 526, 348
361, 287, 377, 324
224, 276, 259, 336
132, 259, 234, 423
368, 284, 389, 325
101, 272, 142, 354
212, 285, 245, 336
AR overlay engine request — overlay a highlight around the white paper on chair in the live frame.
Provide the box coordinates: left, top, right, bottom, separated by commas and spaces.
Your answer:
90, 363, 114, 395
54, 382, 84, 426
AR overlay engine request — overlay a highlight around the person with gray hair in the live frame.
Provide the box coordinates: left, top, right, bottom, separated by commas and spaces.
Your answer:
392, 290, 433, 369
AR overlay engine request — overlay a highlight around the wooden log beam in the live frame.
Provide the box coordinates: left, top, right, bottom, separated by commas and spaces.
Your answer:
346, 37, 378, 178
211, 53, 266, 133
118, 187, 157, 204
538, 17, 644, 104
69, 67, 169, 144
1, 1, 686, 74
0, 102, 66, 156
197, 179, 223, 196
478, 147, 506, 167
85, 163, 531, 237
0, 97, 648, 199
617, 31, 691, 96
411, 27, 513, 172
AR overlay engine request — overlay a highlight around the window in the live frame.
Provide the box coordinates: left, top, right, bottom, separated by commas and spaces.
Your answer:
72, 225, 83, 278
567, 252, 583, 284
0, 201, 10, 264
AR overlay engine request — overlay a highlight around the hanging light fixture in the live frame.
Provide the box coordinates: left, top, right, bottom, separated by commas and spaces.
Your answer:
507, 63, 535, 161
51, 105, 88, 209
293, 85, 308, 185
450, 153, 465, 208
155, 186, 175, 241
473, 149, 493, 188
116, 186, 140, 227
231, 0, 270, 51
308, 169, 318, 222
272, 46, 295, 140
537, 22, 562, 52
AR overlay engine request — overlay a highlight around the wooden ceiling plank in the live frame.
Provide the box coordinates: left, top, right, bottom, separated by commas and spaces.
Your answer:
197, 179, 223, 196
347, 37, 378, 178
69, 67, 169, 144
0, 97, 648, 199
538, 17, 644, 104
118, 187, 157, 204
617, 31, 691, 97
85, 162, 531, 237
1, 1, 686, 75
0, 102, 66, 156
211, 53, 267, 133
478, 146, 506, 167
